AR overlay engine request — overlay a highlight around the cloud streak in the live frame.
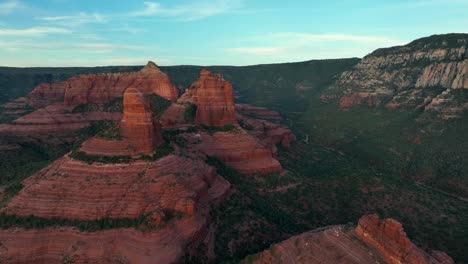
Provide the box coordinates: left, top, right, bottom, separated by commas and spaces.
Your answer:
0, 27, 71, 36
227, 33, 406, 59
0, 1, 21, 15
36, 0, 245, 25
37, 12, 107, 26
132, 0, 244, 20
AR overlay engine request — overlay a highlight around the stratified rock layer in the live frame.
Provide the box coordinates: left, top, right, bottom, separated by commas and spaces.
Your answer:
28, 61, 178, 108
194, 70, 237, 127
324, 34, 468, 118
120, 88, 163, 155
2, 154, 230, 220
244, 214, 453, 264
355, 214, 454, 264
0, 153, 230, 263
186, 130, 283, 175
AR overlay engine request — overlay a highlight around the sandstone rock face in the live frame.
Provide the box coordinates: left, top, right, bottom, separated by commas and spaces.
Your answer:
194, 70, 237, 127
28, 61, 178, 108
120, 88, 163, 155
355, 214, 454, 264
244, 215, 453, 264
0, 153, 230, 263
0, 103, 121, 139
79, 137, 135, 157
236, 111, 296, 148
186, 130, 283, 175
243, 225, 388, 264
3, 154, 229, 221
325, 34, 468, 117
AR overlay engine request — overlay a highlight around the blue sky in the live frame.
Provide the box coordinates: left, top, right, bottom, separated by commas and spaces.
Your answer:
0, 0, 467, 67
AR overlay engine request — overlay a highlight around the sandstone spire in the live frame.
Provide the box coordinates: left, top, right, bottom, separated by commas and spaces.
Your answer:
194, 70, 237, 127
120, 88, 163, 155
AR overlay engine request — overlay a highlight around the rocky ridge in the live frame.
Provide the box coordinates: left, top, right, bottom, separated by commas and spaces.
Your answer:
243, 214, 453, 264
324, 34, 468, 119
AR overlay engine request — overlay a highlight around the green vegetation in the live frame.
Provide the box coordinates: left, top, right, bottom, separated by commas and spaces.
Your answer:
141, 143, 174, 161
0, 212, 151, 232
145, 93, 172, 117
208, 157, 305, 262
238, 119, 254, 130
69, 151, 132, 164
95, 122, 123, 140
184, 103, 197, 123
201, 124, 237, 134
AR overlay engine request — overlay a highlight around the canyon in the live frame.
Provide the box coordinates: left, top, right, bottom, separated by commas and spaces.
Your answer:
0, 33, 466, 263
0, 67, 296, 262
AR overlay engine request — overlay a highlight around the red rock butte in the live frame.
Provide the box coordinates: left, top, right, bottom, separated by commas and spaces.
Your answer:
121, 88, 164, 155
28, 61, 178, 108
355, 214, 454, 264
244, 214, 453, 264
194, 70, 238, 127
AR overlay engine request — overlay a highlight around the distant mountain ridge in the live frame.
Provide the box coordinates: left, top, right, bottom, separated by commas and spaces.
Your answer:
325, 33, 468, 119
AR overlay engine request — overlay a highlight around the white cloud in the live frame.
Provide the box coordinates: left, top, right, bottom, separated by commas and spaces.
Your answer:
0, 27, 71, 36
130, 0, 244, 20
226, 33, 407, 61
37, 12, 107, 26
254, 33, 404, 45
0, 1, 21, 15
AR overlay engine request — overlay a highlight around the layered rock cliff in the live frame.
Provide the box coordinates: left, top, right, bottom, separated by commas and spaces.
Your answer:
27, 61, 178, 108
325, 34, 468, 119
120, 88, 163, 155
355, 214, 454, 264
243, 214, 453, 264
194, 70, 238, 127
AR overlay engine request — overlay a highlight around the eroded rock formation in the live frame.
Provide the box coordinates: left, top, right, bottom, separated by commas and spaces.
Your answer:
0, 152, 231, 263
194, 70, 237, 127
120, 88, 163, 155
324, 34, 468, 118
28, 61, 178, 108
355, 214, 454, 264
244, 214, 453, 264
185, 130, 283, 175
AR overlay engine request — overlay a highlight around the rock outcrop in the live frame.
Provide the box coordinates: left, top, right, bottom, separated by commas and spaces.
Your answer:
236, 104, 282, 121
28, 61, 178, 108
355, 214, 454, 264
185, 130, 283, 175
244, 214, 453, 264
0, 152, 231, 263
194, 70, 237, 127
120, 88, 163, 155
324, 34, 468, 118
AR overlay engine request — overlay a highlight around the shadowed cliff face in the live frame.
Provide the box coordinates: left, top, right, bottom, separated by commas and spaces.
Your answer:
325, 34, 468, 119
120, 87, 164, 155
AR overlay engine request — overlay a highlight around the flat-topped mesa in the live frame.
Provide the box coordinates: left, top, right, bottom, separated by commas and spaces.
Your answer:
194, 70, 238, 127
28, 61, 178, 108
355, 214, 454, 264
120, 88, 164, 155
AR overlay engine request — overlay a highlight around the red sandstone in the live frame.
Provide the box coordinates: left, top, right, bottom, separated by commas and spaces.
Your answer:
355, 214, 454, 264
120, 88, 163, 155
194, 70, 237, 127
28, 61, 178, 108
